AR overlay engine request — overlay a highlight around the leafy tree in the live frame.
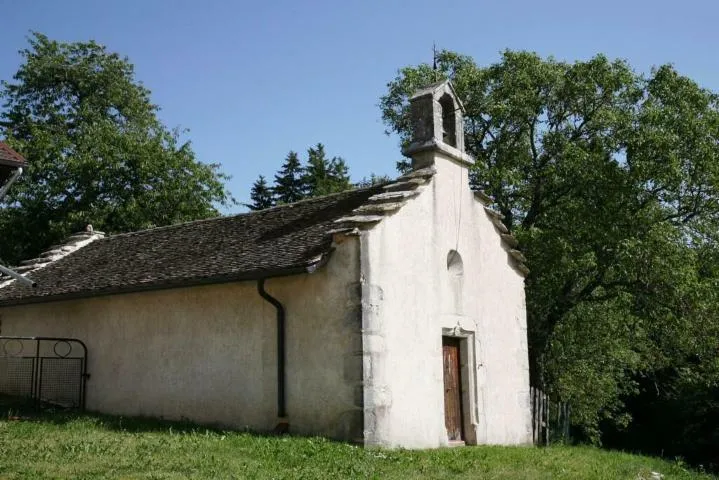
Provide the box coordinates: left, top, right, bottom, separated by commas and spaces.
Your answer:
247, 175, 274, 211
0, 33, 232, 265
302, 143, 351, 197
273, 151, 304, 204
381, 50, 719, 454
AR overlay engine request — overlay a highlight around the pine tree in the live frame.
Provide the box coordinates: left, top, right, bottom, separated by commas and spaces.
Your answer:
248, 144, 353, 206
273, 151, 304, 204
356, 173, 391, 188
302, 143, 328, 196
302, 143, 351, 197
327, 156, 351, 192
248, 175, 274, 210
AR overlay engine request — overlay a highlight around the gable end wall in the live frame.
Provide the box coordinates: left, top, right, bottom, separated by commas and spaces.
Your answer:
361, 154, 532, 448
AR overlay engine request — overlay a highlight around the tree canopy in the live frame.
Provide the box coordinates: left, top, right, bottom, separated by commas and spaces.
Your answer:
248, 175, 274, 211
382, 50, 719, 462
273, 151, 304, 204
0, 33, 232, 265
246, 143, 352, 210
302, 143, 351, 197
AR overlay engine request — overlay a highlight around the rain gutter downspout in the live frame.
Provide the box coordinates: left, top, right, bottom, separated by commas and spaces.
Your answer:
257, 278, 288, 431
254, 254, 331, 433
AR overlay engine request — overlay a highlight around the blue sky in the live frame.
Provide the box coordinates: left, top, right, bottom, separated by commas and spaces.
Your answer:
1, 0, 717, 212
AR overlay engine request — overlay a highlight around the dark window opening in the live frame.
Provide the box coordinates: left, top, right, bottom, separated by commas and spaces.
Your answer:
439, 94, 457, 147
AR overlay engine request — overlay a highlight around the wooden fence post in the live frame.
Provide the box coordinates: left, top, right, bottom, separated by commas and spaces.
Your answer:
543, 391, 549, 445
531, 386, 537, 444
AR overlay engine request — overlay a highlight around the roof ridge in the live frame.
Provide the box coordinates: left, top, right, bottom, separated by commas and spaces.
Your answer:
2, 182, 394, 289
101, 182, 388, 241
237, 182, 386, 216
0, 230, 105, 288
0, 168, 441, 306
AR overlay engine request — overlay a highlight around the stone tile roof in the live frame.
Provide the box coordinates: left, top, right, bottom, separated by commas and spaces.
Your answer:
0, 170, 437, 306
0, 142, 26, 168
0, 165, 530, 306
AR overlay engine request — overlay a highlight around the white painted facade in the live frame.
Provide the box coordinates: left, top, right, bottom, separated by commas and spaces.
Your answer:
360, 150, 531, 447
0, 80, 531, 448
0, 237, 363, 439
357, 80, 531, 447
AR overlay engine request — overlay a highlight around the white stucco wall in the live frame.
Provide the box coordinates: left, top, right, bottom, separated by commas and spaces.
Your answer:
361, 151, 532, 448
0, 150, 529, 448
0, 238, 362, 440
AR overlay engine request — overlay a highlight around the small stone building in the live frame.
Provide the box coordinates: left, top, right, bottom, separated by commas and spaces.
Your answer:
0, 82, 531, 448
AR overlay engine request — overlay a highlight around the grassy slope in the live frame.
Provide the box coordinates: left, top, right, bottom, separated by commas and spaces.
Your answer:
0, 412, 714, 480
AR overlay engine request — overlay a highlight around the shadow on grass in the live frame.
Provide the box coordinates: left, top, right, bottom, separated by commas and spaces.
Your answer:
0, 394, 346, 443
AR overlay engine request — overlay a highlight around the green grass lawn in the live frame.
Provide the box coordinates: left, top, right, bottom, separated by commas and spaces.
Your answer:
0, 409, 714, 480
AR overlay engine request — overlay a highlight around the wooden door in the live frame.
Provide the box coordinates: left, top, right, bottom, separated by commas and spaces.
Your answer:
442, 336, 464, 441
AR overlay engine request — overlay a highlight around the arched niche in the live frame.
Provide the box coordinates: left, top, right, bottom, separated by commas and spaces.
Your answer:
447, 250, 464, 313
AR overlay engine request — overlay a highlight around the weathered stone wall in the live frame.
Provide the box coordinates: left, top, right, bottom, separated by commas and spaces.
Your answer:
0, 237, 362, 440
361, 150, 532, 448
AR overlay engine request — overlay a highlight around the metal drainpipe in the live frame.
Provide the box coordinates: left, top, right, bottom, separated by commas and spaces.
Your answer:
257, 279, 288, 431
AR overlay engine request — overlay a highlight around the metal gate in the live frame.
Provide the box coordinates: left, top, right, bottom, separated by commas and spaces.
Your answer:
0, 336, 88, 409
